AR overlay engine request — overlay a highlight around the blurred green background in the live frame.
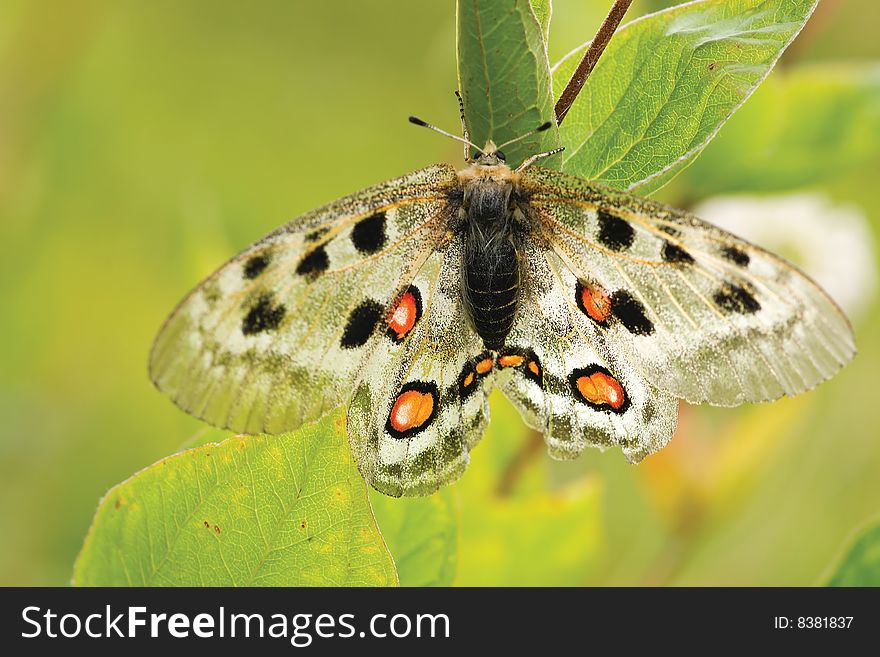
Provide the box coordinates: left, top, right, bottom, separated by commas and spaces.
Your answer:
2, 0, 879, 586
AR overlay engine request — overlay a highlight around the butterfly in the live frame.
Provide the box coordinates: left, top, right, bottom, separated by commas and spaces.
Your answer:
150, 99, 855, 497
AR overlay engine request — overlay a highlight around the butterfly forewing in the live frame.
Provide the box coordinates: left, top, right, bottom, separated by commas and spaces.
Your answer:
519, 166, 856, 407
150, 164, 457, 435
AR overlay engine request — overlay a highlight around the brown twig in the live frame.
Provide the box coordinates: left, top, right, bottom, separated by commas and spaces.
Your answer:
496, 430, 544, 497
554, 0, 634, 125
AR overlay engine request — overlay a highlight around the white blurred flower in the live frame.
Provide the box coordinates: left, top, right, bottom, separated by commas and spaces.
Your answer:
694, 194, 877, 318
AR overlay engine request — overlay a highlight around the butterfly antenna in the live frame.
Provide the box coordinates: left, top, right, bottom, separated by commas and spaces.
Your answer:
455, 90, 470, 162
494, 120, 555, 150
409, 116, 481, 160
515, 146, 565, 173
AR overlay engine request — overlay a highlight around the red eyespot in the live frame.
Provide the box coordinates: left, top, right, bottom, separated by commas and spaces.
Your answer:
576, 281, 612, 323
386, 286, 422, 342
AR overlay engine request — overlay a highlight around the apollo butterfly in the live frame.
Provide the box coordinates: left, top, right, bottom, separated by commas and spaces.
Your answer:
151, 98, 854, 497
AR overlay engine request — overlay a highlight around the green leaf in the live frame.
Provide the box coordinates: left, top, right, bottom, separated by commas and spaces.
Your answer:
552, 0, 819, 193
457, 0, 562, 167
530, 0, 553, 45
826, 522, 880, 586
369, 488, 458, 586
73, 408, 398, 586
675, 64, 880, 195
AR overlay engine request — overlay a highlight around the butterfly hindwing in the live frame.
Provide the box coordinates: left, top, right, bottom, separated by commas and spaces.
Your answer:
348, 234, 491, 497
497, 242, 678, 463
520, 166, 855, 406
150, 164, 458, 434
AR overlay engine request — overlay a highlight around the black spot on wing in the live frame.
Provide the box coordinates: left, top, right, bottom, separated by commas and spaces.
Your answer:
295, 245, 329, 277
610, 290, 654, 336
351, 211, 387, 255
721, 245, 750, 267
659, 225, 681, 237
661, 240, 695, 264
305, 227, 329, 243
243, 253, 270, 280
242, 294, 286, 335
341, 299, 384, 349
714, 283, 760, 314
597, 210, 634, 251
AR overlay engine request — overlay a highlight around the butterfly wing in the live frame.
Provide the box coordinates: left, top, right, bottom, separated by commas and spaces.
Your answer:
150, 164, 458, 434
348, 233, 492, 497
497, 241, 678, 463
518, 166, 856, 406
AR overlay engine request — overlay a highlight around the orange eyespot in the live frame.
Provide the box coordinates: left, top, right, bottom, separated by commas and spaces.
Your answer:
573, 370, 626, 410
386, 287, 421, 342
475, 357, 494, 375
389, 389, 435, 434
494, 349, 543, 387
577, 282, 612, 323
458, 361, 480, 400
498, 354, 525, 368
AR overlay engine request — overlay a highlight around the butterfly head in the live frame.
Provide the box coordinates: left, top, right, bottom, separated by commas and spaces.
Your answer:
471, 141, 507, 167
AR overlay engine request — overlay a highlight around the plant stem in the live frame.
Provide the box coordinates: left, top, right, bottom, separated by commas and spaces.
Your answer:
496, 430, 544, 497
554, 0, 634, 125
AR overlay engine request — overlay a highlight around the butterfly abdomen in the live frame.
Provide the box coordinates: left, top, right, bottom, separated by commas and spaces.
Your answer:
464, 238, 520, 350
460, 177, 521, 350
